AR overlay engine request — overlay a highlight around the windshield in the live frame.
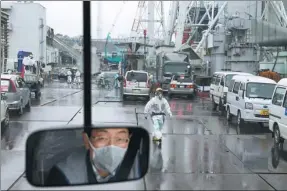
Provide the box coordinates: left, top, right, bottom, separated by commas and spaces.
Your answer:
126, 72, 147, 82
163, 64, 188, 73
246, 83, 276, 99
2, 1, 284, 190
225, 74, 236, 87
172, 75, 193, 83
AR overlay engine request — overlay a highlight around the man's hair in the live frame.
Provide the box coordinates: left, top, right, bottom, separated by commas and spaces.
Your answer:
84, 128, 131, 137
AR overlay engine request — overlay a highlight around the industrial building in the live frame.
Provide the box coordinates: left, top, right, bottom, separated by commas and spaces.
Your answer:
1, 11, 9, 72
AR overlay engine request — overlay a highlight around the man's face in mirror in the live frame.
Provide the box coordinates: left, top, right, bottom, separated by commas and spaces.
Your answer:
83, 128, 130, 150
82, 128, 130, 177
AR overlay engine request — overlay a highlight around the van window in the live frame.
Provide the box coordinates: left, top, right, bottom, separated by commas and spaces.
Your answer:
283, 92, 287, 108
246, 83, 276, 99
228, 79, 235, 92
225, 74, 236, 87
215, 76, 221, 85
126, 72, 147, 82
220, 76, 224, 86
233, 82, 240, 94
240, 83, 245, 90
211, 75, 217, 84
272, 87, 286, 106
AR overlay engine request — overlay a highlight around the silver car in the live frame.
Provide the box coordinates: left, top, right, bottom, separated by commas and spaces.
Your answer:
123, 70, 150, 100
168, 74, 196, 98
1, 74, 31, 115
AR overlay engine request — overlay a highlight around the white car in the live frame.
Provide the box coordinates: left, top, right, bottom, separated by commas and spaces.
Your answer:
1, 93, 9, 128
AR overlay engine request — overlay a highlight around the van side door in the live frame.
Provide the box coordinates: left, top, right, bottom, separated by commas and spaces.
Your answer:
230, 81, 241, 115
280, 89, 287, 138
210, 74, 217, 97
218, 75, 225, 101
238, 82, 246, 111
213, 75, 221, 104
226, 79, 235, 109
270, 87, 286, 132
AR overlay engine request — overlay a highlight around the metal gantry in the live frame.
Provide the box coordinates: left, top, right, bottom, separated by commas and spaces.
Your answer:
168, 1, 287, 60
130, 1, 166, 45
1, 11, 9, 72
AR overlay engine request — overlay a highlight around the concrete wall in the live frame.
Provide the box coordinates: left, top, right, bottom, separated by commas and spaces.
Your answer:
3, 2, 47, 63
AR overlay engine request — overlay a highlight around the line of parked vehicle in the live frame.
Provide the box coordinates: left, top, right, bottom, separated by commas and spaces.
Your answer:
209, 71, 286, 148
1, 73, 44, 130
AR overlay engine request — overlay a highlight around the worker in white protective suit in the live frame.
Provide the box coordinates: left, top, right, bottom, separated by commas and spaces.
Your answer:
144, 88, 172, 141
75, 70, 81, 85
67, 70, 72, 84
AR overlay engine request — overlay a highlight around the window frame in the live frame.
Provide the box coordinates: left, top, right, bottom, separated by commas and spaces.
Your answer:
272, 86, 286, 106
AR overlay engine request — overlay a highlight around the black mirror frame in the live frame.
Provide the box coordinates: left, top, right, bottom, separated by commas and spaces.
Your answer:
25, 125, 150, 187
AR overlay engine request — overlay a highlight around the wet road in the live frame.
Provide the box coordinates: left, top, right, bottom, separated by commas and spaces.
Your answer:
1, 82, 287, 190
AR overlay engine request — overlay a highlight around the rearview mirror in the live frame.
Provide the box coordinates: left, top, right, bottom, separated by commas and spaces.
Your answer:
26, 126, 150, 187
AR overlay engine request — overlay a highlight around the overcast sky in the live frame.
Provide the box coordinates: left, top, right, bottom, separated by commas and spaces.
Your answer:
36, 1, 170, 39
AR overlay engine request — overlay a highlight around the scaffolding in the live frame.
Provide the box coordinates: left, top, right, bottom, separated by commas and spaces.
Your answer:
1, 10, 9, 72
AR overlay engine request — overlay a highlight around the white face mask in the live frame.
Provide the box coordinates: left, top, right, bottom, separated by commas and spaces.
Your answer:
89, 142, 127, 174
157, 93, 163, 100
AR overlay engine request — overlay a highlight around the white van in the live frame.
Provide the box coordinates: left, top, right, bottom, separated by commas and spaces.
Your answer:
226, 75, 276, 127
123, 70, 150, 100
269, 78, 287, 145
210, 71, 253, 111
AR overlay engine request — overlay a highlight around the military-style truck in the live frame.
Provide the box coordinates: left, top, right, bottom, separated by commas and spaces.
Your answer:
155, 51, 191, 92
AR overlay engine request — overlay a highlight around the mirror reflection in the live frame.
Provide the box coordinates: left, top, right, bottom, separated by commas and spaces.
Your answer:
26, 126, 149, 186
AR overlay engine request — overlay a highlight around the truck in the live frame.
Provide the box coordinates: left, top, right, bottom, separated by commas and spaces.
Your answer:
155, 51, 191, 92
17, 51, 45, 99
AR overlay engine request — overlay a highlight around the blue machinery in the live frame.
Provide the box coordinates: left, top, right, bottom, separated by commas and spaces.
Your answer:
104, 33, 123, 64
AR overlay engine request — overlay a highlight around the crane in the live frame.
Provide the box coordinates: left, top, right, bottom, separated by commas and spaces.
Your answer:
104, 1, 126, 64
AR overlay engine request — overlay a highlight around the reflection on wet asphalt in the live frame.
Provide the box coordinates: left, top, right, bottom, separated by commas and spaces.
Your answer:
1, 82, 287, 190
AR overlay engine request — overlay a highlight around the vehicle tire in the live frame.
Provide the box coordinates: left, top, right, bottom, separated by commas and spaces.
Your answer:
237, 110, 244, 127
35, 91, 39, 99
18, 101, 24, 116
212, 96, 217, 111
123, 95, 127, 101
2, 110, 9, 128
273, 125, 284, 145
188, 94, 194, 99
226, 106, 232, 121
168, 94, 173, 99
26, 98, 31, 112
219, 100, 225, 115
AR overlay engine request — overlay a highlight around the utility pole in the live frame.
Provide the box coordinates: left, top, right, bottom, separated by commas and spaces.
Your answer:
144, 29, 147, 57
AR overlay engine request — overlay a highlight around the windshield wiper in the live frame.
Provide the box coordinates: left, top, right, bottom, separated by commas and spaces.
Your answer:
248, 96, 270, 99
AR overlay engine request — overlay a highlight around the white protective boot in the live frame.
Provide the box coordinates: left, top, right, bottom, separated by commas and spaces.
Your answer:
152, 116, 163, 141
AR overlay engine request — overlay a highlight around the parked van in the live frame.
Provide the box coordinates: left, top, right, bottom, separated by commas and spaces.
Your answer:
210, 71, 253, 111
226, 75, 276, 127
269, 78, 287, 145
123, 70, 150, 100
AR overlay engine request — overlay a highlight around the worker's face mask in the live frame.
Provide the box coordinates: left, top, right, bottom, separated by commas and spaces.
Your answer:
89, 141, 127, 174
157, 93, 163, 100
